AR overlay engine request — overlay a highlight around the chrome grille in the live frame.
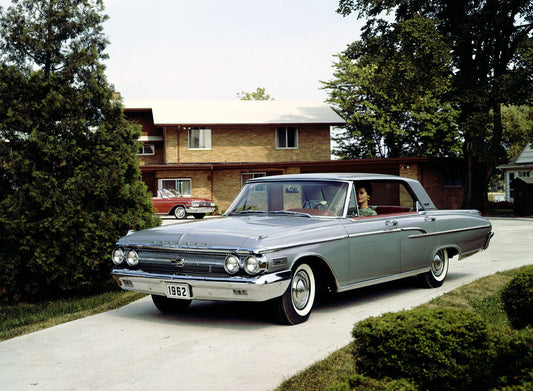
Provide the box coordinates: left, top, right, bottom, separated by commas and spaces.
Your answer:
136, 249, 228, 277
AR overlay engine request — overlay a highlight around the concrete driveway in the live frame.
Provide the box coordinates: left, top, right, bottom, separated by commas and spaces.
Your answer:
1, 218, 532, 391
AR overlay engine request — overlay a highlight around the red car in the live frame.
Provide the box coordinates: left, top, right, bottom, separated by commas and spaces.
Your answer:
152, 189, 216, 219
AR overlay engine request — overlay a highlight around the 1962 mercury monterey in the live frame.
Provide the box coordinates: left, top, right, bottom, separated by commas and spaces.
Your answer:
111, 173, 493, 324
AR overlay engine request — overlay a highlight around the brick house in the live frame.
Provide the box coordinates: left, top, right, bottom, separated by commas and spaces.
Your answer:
125, 100, 466, 213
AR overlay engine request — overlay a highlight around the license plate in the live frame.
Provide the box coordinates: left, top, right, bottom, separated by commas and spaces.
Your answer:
165, 283, 191, 299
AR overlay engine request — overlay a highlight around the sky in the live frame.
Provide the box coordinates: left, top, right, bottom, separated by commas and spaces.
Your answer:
101, 0, 364, 101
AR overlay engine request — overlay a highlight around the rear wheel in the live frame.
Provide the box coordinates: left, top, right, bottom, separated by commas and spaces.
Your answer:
272, 263, 316, 325
420, 248, 449, 288
151, 294, 191, 313
173, 206, 187, 219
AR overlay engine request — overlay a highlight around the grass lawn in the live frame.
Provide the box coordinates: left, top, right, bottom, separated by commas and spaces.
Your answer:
0, 289, 145, 341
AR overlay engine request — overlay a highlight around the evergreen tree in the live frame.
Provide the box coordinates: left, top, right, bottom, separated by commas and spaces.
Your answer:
0, 0, 159, 303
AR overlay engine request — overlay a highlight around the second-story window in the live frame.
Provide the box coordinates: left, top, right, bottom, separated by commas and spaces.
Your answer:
189, 128, 212, 149
276, 127, 298, 149
138, 143, 155, 155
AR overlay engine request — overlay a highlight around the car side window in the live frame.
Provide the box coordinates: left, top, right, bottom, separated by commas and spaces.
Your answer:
351, 180, 419, 217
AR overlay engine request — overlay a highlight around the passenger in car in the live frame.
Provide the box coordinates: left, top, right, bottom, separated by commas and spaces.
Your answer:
356, 182, 377, 216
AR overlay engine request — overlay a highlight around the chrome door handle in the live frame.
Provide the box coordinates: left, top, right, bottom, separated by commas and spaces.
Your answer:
385, 220, 398, 227
424, 216, 437, 222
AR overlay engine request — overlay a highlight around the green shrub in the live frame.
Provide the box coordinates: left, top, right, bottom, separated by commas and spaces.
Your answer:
491, 327, 533, 388
501, 268, 533, 329
327, 373, 417, 391
352, 308, 491, 391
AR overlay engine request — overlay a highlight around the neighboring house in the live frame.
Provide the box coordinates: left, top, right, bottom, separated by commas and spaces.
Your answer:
125, 100, 467, 212
125, 100, 343, 212
497, 144, 533, 202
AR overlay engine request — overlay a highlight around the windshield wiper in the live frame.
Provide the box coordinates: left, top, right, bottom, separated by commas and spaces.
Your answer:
268, 210, 311, 218
229, 210, 267, 216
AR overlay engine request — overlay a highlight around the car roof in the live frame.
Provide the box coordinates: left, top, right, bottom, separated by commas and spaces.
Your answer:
248, 173, 407, 183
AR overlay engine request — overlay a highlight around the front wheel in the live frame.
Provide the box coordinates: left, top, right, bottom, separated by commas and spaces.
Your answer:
420, 248, 449, 288
173, 205, 187, 219
272, 263, 316, 325
152, 294, 191, 313
192, 213, 205, 219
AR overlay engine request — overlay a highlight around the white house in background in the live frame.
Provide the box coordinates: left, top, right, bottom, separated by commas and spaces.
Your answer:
497, 144, 533, 202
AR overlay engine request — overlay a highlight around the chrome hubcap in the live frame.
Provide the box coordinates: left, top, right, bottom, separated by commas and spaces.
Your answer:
432, 252, 444, 277
175, 207, 186, 218
292, 270, 310, 310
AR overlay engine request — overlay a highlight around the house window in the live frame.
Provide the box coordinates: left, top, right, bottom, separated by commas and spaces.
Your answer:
443, 168, 463, 187
158, 178, 192, 197
241, 172, 266, 187
188, 128, 211, 149
518, 171, 531, 177
138, 143, 155, 155
276, 127, 298, 149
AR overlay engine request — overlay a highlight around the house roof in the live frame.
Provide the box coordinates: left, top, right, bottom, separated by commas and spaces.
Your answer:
515, 144, 533, 164
497, 143, 533, 170
124, 100, 345, 125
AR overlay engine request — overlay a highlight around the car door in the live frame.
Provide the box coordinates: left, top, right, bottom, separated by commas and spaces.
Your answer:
342, 184, 402, 285
396, 212, 439, 273
344, 216, 402, 285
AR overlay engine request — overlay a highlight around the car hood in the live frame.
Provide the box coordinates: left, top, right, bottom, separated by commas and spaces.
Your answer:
118, 215, 342, 251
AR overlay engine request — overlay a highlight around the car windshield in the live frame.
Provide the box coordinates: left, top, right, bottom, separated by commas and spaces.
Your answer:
157, 189, 182, 198
227, 181, 349, 217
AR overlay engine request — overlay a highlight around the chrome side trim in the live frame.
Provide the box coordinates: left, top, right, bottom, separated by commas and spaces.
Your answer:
347, 227, 426, 239
337, 268, 430, 293
408, 224, 491, 239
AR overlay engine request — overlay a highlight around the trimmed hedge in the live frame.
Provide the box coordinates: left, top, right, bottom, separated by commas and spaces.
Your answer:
501, 268, 533, 329
351, 308, 492, 391
491, 328, 533, 388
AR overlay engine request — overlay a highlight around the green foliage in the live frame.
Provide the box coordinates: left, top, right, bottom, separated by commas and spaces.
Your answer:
501, 105, 533, 160
501, 268, 533, 330
491, 328, 533, 389
0, 0, 159, 303
333, 0, 533, 210
327, 373, 417, 391
351, 308, 492, 391
323, 14, 460, 159
236, 87, 273, 100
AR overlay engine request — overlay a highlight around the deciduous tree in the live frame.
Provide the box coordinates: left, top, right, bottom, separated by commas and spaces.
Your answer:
323, 14, 461, 159
335, 0, 533, 210
237, 87, 273, 100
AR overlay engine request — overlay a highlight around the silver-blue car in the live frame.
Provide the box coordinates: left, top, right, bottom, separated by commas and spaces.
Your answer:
111, 173, 493, 324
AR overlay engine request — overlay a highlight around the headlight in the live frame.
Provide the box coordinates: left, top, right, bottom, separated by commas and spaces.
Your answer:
210, 202, 215, 207
224, 254, 240, 274
112, 248, 124, 265
192, 202, 200, 207
244, 255, 261, 275
126, 249, 139, 266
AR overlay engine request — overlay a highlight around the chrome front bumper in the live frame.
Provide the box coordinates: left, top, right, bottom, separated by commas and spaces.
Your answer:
112, 269, 291, 302
185, 206, 215, 214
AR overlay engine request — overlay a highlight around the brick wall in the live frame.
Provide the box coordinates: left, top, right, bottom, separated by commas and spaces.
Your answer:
177, 124, 330, 163
402, 163, 464, 210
